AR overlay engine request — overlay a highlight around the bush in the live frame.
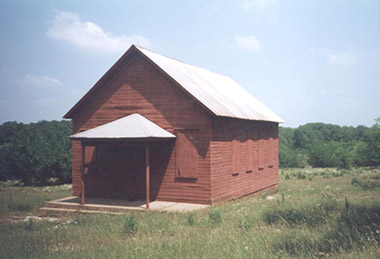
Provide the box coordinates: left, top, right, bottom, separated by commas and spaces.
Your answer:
124, 213, 139, 234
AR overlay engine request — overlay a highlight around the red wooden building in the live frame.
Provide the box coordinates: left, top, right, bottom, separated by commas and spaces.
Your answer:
64, 45, 284, 206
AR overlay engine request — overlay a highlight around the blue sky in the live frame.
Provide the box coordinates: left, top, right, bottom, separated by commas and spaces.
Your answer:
0, 0, 379, 127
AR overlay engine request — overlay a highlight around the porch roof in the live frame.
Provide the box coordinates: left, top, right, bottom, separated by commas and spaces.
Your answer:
70, 113, 176, 140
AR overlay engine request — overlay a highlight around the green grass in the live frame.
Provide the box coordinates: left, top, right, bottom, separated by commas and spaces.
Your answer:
0, 167, 379, 258
0, 184, 72, 216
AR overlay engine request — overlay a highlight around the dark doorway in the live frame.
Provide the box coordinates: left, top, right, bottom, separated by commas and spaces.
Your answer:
96, 145, 145, 200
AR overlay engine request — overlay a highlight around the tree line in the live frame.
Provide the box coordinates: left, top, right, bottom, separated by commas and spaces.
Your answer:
0, 119, 379, 185
0, 120, 72, 185
279, 119, 380, 168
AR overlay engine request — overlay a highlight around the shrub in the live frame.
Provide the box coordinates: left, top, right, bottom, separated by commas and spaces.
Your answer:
124, 213, 139, 234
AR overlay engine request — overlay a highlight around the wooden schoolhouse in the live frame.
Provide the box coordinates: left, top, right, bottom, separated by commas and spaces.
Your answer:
64, 45, 284, 207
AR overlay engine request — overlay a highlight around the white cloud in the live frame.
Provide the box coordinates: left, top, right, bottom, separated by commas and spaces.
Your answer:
327, 52, 358, 65
241, 0, 278, 10
21, 74, 63, 88
313, 49, 358, 65
47, 11, 151, 54
234, 35, 261, 51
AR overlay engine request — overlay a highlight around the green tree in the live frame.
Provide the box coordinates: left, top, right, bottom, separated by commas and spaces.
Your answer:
331, 144, 354, 169
363, 118, 380, 166
0, 120, 72, 185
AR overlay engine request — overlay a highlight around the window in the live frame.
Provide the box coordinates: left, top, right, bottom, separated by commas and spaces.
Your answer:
258, 130, 264, 170
232, 130, 240, 175
268, 130, 274, 167
176, 131, 198, 179
246, 130, 253, 173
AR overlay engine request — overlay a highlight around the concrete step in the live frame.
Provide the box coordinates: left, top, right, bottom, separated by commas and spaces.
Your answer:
39, 207, 123, 216
42, 201, 145, 214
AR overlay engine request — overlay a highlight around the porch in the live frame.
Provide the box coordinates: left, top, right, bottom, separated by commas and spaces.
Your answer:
70, 113, 177, 210
40, 196, 208, 215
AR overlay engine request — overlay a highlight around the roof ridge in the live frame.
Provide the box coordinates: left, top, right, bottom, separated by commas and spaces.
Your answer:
134, 45, 231, 80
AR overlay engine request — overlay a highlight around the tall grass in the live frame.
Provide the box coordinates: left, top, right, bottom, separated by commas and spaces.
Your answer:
0, 167, 379, 258
0, 184, 71, 216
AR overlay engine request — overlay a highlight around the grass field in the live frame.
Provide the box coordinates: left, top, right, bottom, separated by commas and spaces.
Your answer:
0, 167, 379, 258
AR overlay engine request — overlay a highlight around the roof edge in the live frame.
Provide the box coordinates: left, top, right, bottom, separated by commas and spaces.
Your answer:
63, 45, 140, 119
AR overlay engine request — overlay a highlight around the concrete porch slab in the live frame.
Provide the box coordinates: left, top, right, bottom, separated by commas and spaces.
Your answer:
40, 196, 209, 215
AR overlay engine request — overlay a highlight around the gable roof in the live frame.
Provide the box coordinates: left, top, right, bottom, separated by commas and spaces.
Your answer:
64, 45, 284, 123
70, 113, 176, 140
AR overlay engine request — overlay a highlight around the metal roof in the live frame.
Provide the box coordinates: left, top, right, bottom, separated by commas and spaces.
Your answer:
135, 46, 284, 123
70, 113, 176, 140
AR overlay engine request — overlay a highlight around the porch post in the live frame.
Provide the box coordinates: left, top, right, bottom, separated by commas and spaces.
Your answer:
145, 144, 150, 209
81, 142, 85, 205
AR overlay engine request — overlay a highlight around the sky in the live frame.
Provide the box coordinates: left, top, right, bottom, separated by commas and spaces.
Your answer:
0, 0, 379, 128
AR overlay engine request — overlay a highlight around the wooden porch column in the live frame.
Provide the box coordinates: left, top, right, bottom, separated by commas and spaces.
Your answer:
81, 143, 85, 205
145, 144, 150, 209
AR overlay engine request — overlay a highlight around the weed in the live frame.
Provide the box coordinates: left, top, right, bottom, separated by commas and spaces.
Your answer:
187, 212, 196, 226
209, 209, 222, 225
285, 174, 290, 180
24, 218, 34, 231
271, 231, 316, 256
296, 172, 306, 180
351, 177, 360, 185
260, 191, 269, 199
345, 197, 350, 212
238, 218, 251, 231
351, 176, 380, 190
124, 213, 139, 234
7, 194, 32, 211
0, 169, 379, 258
370, 173, 380, 180
263, 198, 338, 226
